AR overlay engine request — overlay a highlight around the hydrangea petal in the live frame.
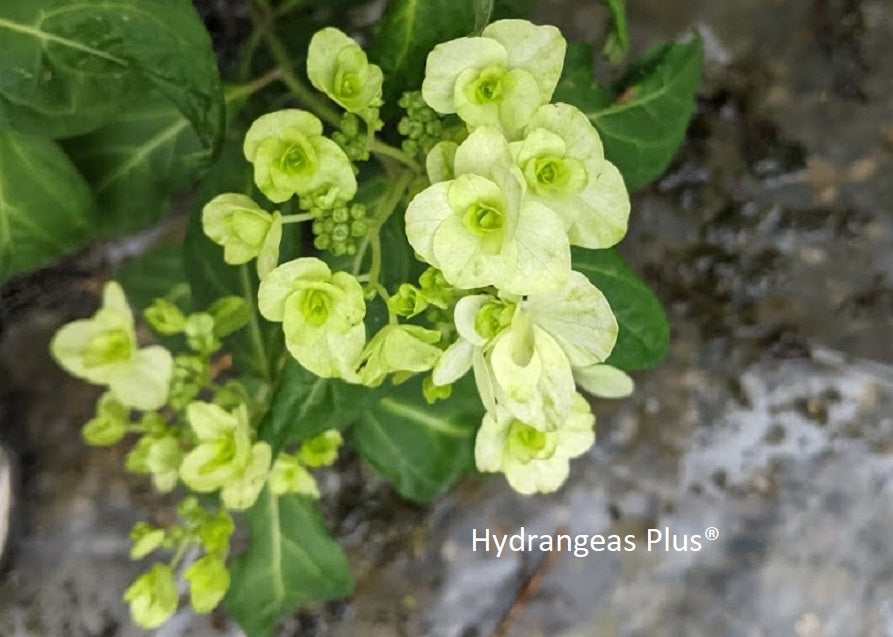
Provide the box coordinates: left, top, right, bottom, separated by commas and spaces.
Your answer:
426, 141, 457, 183
432, 337, 474, 386
110, 346, 173, 411
481, 20, 566, 102
498, 200, 570, 294
452, 126, 513, 178
405, 181, 453, 266
524, 271, 618, 366
573, 363, 634, 399
568, 160, 630, 249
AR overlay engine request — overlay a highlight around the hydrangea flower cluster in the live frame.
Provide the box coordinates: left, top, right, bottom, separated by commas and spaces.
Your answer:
199, 21, 635, 495
407, 20, 634, 493
50, 279, 345, 628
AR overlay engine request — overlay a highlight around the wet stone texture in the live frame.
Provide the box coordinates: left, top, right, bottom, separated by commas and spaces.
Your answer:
2, 0, 893, 635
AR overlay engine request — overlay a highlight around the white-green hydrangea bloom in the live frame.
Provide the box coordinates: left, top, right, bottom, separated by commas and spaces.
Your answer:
123, 563, 178, 629
51, 281, 173, 411
573, 363, 634, 398
269, 453, 319, 497
179, 402, 271, 511
510, 103, 630, 248
475, 393, 595, 494
184, 555, 230, 614
307, 27, 383, 114
422, 19, 565, 138
202, 193, 283, 277
355, 324, 442, 387
258, 258, 366, 380
434, 272, 618, 429
406, 127, 570, 294
243, 109, 357, 204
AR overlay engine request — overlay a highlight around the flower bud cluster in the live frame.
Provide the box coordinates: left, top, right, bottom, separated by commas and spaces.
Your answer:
397, 91, 464, 160
301, 191, 369, 256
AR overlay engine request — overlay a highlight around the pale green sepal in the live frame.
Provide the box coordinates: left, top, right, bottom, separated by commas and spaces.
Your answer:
144, 298, 187, 335
187, 401, 240, 441
495, 199, 570, 295
82, 393, 129, 446
567, 160, 630, 249
355, 324, 442, 387
573, 364, 634, 398
110, 346, 174, 411
432, 337, 474, 386
481, 20, 566, 103
144, 436, 183, 493
405, 181, 453, 267
489, 321, 575, 430
256, 211, 283, 277
523, 271, 618, 366
298, 430, 343, 468
422, 37, 507, 113
288, 323, 366, 381
426, 141, 458, 183
452, 126, 513, 179
129, 522, 165, 559
453, 294, 493, 346
220, 442, 272, 510
202, 194, 275, 265
184, 555, 230, 614
270, 454, 319, 497
123, 564, 178, 629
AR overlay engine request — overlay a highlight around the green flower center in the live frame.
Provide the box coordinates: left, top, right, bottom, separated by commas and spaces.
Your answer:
278, 133, 317, 175
463, 202, 504, 234
474, 301, 516, 340
83, 328, 133, 367
467, 65, 511, 105
524, 154, 587, 196
335, 68, 361, 99
299, 289, 333, 327
201, 436, 236, 475
507, 420, 557, 463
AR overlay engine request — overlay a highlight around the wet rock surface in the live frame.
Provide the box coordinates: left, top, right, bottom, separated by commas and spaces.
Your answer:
2, 0, 893, 635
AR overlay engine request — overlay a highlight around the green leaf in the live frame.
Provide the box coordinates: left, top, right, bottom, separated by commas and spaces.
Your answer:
552, 42, 614, 112
600, 0, 629, 62
572, 247, 669, 370
258, 357, 378, 455
352, 375, 482, 502
589, 37, 703, 191
0, 0, 223, 149
473, 0, 494, 34
0, 130, 95, 282
225, 489, 353, 637
64, 92, 209, 237
115, 243, 190, 312
371, 0, 477, 102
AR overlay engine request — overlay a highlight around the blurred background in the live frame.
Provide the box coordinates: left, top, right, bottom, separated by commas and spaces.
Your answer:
1, 0, 892, 635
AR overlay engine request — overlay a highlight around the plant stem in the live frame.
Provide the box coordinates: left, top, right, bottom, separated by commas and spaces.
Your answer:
248, 0, 341, 126
280, 213, 314, 224
354, 170, 415, 280
369, 139, 421, 172
225, 68, 283, 103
